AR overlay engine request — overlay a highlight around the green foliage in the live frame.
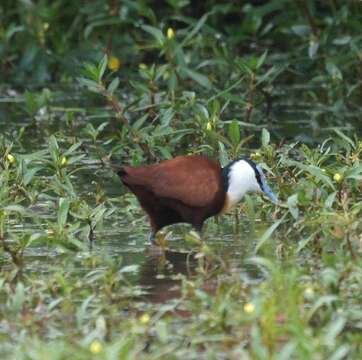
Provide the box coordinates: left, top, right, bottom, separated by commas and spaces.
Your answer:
0, 1, 362, 359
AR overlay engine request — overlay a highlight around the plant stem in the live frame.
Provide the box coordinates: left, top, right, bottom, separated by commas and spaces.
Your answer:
245, 73, 256, 123
346, 232, 356, 260
105, 92, 155, 161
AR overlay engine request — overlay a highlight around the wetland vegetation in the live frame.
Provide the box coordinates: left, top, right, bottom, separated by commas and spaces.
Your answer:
0, 1, 361, 359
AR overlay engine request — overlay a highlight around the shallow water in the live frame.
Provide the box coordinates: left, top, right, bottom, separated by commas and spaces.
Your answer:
0, 85, 360, 304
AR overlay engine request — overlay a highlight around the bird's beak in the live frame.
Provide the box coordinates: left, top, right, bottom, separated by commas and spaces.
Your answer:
262, 183, 278, 204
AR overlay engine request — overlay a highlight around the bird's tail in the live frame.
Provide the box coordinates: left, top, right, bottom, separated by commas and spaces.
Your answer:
117, 167, 127, 178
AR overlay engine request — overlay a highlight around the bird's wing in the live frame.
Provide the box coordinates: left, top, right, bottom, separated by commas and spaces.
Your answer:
121, 156, 222, 207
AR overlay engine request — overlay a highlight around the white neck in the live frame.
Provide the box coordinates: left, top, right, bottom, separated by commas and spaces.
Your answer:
225, 160, 260, 206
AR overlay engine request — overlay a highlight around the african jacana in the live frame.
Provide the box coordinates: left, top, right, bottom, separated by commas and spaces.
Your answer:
118, 155, 278, 244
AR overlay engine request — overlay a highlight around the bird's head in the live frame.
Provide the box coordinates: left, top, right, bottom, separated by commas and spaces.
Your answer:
222, 158, 278, 205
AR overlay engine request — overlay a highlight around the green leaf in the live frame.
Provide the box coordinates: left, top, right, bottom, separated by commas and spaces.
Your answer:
141, 25, 165, 46
228, 120, 240, 145
97, 122, 108, 133
291, 25, 311, 37
157, 146, 173, 159
23, 166, 42, 186
98, 55, 108, 81
255, 214, 286, 252
67, 154, 86, 165
63, 142, 82, 156
325, 191, 337, 208
160, 108, 175, 127
132, 114, 148, 131
287, 194, 299, 219
256, 50, 268, 69
77, 77, 101, 92
261, 128, 270, 147
184, 231, 202, 246
91, 204, 107, 221
58, 198, 70, 228
218, 141, 229, 167
333, 129, 355, 149
324, 317, 346, 347
346, 164, 362, 180
17, 150, 47, 162
308, 41, 319, 59
48, 135, 60, 162
181, 13, 209, 47
196, 104, 209, 120
329, 346, 350, 360
11, 283, 25, 313
168, 72, 178, 91
286, 160, 335, 190
332, 36, 351, 45
181, 67, 212, 89
82, 63, 99, 81
3, 205, 27, 214
119, 265, 139, 273
326, 62, 342, 80
107, 77, 120, 94
246, 256, 277, 275
308, 295, 338, 320
296, 232, 317, 253
256, 66, 281, 85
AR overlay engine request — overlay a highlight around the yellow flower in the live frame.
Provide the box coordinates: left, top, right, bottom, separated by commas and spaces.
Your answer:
167, 27, 175, 40
139, 313, 151, 324
206, 122, 212, 131
243, 302, 255, 314
333, 173, 343, 183
108, 56, 121, 72
304, 287, 314, 298
7, 154, 15, 164
90, 340, 103, 354
60, 156, 67, 166
139, 63, 147, 70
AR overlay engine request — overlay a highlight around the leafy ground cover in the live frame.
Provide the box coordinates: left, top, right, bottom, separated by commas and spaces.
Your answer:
1, 1, 362, 359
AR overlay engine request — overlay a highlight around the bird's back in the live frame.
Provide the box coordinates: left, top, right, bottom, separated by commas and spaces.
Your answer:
119, 155, 224, 208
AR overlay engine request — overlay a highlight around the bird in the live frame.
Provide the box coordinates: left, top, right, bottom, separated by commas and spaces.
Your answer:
117, 155, 278, 244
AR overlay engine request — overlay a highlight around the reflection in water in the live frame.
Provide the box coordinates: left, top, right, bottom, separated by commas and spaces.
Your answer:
139, 248, 197, 303
138, 246, 266, 303
137, 246, 266, 306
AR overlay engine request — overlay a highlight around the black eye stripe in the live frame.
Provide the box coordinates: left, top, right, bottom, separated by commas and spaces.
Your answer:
244, 159, 264, 191
221, 158, 264, 191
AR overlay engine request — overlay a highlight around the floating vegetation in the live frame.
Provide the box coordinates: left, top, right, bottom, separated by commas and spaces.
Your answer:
0, 1, 362, 359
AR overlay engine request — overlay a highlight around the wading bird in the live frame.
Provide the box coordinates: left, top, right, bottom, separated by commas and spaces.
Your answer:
118, 155, 278, 244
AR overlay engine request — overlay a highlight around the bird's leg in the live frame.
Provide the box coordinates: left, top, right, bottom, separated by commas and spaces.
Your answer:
147, 230, 157, 245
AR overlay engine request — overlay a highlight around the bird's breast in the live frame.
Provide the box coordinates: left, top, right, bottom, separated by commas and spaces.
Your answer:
218, 193, 236, 215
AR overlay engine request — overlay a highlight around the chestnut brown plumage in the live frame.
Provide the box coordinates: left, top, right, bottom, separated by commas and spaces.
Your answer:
118, 155, 278, 244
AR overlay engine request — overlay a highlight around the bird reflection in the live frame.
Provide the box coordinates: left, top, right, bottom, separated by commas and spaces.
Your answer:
138, 248, 197, 304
